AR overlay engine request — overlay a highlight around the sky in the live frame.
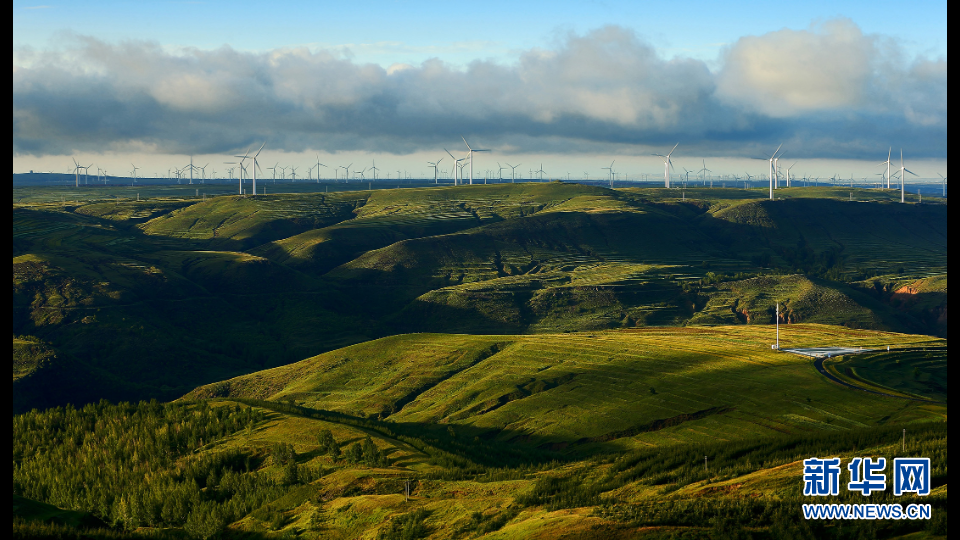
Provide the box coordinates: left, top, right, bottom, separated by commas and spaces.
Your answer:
12, 1, 947, 181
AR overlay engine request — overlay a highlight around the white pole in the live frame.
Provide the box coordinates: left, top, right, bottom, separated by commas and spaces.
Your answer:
776, 303, 780, 349
769, 159, 774, 200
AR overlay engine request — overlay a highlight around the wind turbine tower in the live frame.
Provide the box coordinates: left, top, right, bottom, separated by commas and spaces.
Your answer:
505, 162, 520, 183
339, 163, 352, 183
898, 149, 917, 203
879, 148, 893, 189
462, 137, 490, 185
233, 149, 250, 194
786, 162, 797, 188
766, 144, 783, 200
71, 159, 88, 188
445, 149, 466, 185
250, 142, 265, 196
698, 159, 712, 187
428, 157, 443, 183
315, 155, 327, 183
653, 143, 679, 188
602, 160, 615, 189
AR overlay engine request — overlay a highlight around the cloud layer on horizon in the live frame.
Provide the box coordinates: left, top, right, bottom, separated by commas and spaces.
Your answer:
12, 19, 946, 160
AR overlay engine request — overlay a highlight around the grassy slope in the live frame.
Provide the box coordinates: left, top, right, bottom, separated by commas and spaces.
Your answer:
176, 395, 945, 539
186, 325, 946, 452
827, 346, 948, 402
12, 184, 947, 411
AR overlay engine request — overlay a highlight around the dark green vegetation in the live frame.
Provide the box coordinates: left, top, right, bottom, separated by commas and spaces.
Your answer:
13, 183, 946, 412
13, 395, 947, 539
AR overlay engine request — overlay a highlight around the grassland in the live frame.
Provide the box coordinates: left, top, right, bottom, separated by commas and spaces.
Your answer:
12, 183, 946, 413
824, 345, 947, 402
14, 338, 948, 539
186, 325, 946, 451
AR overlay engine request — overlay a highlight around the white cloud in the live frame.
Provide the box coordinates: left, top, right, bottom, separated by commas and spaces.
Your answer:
716, 19, 874, 115
12, 21, 946, 160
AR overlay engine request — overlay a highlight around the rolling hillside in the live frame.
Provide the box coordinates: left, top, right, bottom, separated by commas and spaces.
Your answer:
12, 183, 947, 411
14, 325, 947, 538
185, 325, 946, 451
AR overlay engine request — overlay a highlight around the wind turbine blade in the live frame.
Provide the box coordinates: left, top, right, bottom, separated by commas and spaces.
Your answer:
667, 142, 679, 157
904, 169, 918, 177
445, 148, 456, 160
771, 143, 783, 159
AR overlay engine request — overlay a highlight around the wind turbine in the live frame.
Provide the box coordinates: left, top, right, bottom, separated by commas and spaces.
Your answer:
289, 166, 298, 182
462, 137, 490, 185
879, 148, 893, 189
602, 160, 615, 189
267, 163, 278, 183
937, 173, 946, 197
897, 149, 917, 203
497, 162, 509, 182
130, 164, 139, 183
315, 155, 327, 183
505, 163, 521, 183
370, 160, 379, 181
765, 144, 783, 199
536, 164, 546, 181
773, 153, 784, 188
185, 156, 201, 185
786, 162, 797, 188
698, 159, 712, 187
71, 159, 87, 188
682, 167, 693, 187
653, 143, 679, 188
339, 163, 352, 183
445, 149, 466, 185
232, 148, 251, 194
249, 142, 265, 195
427, 158, 443, 184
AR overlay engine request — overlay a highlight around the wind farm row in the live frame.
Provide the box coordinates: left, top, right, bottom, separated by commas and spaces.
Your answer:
34, 139, 947, 200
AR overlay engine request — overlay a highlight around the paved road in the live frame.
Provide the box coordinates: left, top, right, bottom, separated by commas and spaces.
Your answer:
813, 357, 938, 403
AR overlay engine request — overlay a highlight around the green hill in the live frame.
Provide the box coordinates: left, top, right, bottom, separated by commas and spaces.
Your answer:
185, 325, 946, 449
13, 324, 948, 538
12, 184, 947, 412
